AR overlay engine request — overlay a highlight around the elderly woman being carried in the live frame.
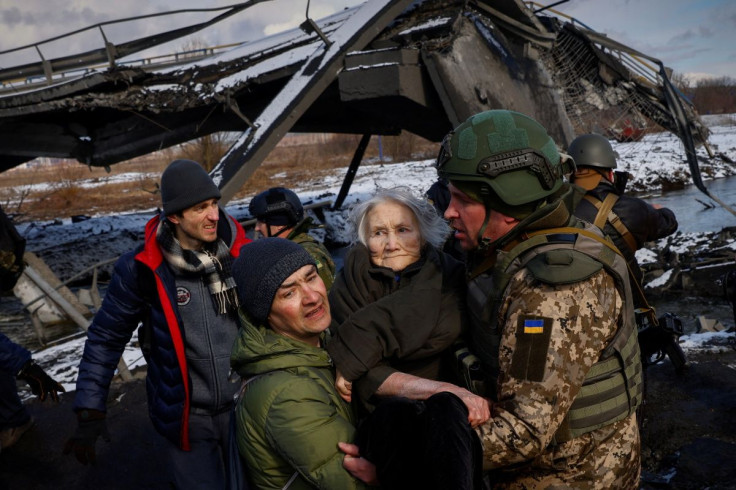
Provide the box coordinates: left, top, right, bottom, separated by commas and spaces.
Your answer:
327, 187, 489, 490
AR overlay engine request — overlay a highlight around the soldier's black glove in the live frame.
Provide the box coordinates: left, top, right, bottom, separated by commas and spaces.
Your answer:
63, 409, 110, 465
17, 360, 66, 402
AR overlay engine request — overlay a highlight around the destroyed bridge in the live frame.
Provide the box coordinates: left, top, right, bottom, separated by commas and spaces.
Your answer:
0, 0, 721, 209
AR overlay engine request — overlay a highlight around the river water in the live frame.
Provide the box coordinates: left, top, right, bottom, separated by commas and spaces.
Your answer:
639, 175, 736, 233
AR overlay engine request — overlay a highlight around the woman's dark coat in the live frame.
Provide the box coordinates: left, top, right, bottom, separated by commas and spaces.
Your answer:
327, 243, 466, 405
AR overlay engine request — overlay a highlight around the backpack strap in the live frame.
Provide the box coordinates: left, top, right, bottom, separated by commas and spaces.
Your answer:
584, 194, 638, 253
282, 472, 299, 489
588, 193, 618, 229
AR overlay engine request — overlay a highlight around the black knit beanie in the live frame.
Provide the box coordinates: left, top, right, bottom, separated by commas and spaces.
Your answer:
233, 238, 316, 324
161, 159, 221, 215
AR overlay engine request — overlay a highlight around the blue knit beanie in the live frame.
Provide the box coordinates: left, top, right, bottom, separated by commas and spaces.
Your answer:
160, 159, 221, 215
233, 238, 316, 324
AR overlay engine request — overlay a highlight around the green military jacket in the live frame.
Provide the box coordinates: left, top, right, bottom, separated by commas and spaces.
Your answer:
288, 218, 336, 290
230, 312, 364, 490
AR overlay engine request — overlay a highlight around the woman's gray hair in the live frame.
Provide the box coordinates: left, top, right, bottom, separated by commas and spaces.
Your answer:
348, 187, 450, 249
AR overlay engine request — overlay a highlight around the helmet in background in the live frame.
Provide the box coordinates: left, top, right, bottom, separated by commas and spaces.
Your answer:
249, 187, 304, 227
567, 133, 617, 169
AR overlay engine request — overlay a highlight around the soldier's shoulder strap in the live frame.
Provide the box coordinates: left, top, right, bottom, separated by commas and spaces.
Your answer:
526, 225, 622, 259
583, 194, 638, 253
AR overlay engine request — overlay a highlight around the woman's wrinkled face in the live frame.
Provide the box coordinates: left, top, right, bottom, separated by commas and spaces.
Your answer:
366, 201, 422, 271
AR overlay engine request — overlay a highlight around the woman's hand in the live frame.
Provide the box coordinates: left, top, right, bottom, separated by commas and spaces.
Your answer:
335, 370, 353, 403
338, 442, 379, 486
447, 386, 491, 428
375, 372, 492, 427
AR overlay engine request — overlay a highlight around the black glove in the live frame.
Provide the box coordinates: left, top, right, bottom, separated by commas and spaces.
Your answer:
17, 360, 66, 402
63, 409, 110, 465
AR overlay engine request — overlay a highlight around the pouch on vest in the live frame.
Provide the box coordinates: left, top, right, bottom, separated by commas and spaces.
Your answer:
451, 340, 486, 395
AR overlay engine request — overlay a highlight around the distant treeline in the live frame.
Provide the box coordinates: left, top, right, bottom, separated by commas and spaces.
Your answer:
675, 76, 736, 115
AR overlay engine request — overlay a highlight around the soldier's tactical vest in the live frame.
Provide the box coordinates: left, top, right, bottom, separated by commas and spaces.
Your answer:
467, 221, 643, 443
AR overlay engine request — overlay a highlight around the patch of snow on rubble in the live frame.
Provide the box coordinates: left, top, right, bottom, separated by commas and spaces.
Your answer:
646, 269, 673, 289
679, 331, 735, 356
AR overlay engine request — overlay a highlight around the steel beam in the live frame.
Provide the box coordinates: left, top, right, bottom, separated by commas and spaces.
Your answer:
212, 0, 415, 204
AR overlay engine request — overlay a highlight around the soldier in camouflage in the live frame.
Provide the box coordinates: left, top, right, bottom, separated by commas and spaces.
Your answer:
438, 110, 643, 489
249, 186, 336, 290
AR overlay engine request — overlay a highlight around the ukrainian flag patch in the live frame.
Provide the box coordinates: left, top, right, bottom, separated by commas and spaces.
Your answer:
512, 315, 553, 381
523, 318, 545, 334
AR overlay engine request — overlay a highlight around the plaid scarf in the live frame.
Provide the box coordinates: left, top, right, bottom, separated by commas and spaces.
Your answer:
157, 219, 239, 315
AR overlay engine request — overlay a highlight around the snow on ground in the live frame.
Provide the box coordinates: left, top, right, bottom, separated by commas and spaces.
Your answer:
16, 116, 736, 398
680, 331, 735, 354
10, 172, 160, 195
616, 119, 736, 192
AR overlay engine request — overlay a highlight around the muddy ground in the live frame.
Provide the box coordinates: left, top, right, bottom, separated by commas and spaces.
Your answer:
637, 334, 736, 489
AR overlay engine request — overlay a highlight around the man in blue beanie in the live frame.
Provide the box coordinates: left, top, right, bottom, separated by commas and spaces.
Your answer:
230, 237, 371, 489
64, 159, 251, 488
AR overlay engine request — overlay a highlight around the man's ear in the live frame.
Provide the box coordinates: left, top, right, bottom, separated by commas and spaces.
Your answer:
167, 214, 180, 225
503, 214, 519, 226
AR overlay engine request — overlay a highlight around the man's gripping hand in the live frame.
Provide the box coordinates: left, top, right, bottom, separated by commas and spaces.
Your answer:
17, 360, 66, 402
339, 442, 379, 486
63, 409, 110, 465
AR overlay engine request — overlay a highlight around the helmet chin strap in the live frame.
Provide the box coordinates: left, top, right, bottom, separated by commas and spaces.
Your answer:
476, 208, 494, 252
267, 225, 290, 238
477, 198, 521, 253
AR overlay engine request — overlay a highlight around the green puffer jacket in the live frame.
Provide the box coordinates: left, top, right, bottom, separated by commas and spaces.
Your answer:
230, 312, 365, 490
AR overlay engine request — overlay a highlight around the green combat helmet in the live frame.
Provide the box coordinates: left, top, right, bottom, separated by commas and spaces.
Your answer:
567, 134, 617, 169
437, 110, 574, 247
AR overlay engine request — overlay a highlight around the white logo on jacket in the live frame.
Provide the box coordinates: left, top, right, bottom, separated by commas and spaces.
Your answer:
176, 286, 191, 306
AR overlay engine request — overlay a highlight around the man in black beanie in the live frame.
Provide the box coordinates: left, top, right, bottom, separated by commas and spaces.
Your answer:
230, 238, 373, 489
64, 159, 251, 489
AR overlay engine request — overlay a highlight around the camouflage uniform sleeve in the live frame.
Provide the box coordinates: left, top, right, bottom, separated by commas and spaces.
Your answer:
476, 267, 622, 469
300, 240, 336, 290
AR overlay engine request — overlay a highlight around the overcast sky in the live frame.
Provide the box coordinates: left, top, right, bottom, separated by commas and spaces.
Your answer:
0, 0, 733, 82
